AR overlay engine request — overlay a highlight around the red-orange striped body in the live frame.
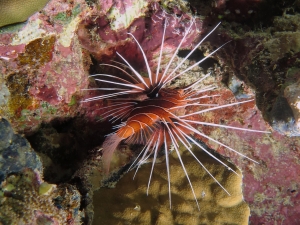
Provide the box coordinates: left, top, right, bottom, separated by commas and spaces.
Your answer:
116, 89, 188, 140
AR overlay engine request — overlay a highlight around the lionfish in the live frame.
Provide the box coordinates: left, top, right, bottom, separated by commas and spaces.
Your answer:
83, 19, 267, 209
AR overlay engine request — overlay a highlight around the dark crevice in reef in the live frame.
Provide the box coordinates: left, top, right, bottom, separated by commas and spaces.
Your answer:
251, 0, 300, 28
188, 0, 300, 29
178, 48, 219, 73
89, 55, 102, 75
237, 46, 300, 134
26, 117, 107, 184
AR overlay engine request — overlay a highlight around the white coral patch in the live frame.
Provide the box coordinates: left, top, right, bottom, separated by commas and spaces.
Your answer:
58, 16, 81, 47
11, 19, 48, 45
107, 0, 149, 30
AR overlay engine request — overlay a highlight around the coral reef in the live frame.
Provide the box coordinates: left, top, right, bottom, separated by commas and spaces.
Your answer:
213, 10, 300, 136
0, 168, 82, 224
0, 0, 299, 224
93, 146, 250, 225
0, 118, 83, 224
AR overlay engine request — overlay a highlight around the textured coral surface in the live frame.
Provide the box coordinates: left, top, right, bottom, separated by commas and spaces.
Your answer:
0, 0, 50, 27
0, 168, 81, 224
0, 0, 300, 224
93, 147, 250, 225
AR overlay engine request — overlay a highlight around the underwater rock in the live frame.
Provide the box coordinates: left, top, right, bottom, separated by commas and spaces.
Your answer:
77, 1, 201, 63
284, 69, 300, 136
214, 12, 300, 137
93, 146, 250, 225
0, 117, 42, 183
0, 168, 82, 224
0, 0, 89, 133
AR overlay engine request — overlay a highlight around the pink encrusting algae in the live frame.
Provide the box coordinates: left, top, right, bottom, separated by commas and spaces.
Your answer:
82, 18, 270, 209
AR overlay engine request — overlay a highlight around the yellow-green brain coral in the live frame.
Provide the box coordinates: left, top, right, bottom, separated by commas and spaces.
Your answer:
0, 0, 49, 27
93, 146, 250, 225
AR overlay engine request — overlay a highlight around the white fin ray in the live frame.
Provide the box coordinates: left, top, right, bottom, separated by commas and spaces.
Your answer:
99, 63, 139, 83
163, 128, 172, 209
147, 132, 161, 195
94, 78, 144, 90
155, 20, 167, 84
116, 52, 149, 89
182, 119, 271, 134
158, 19, 195, 86
127, 138, 152, 172
162, 120, 200, 210
133, 135, 157, 179
177, 120, 259, 164
171, 103, 218, 110
162, 22, 222, 86
127, 33, 153, 85
90, 73, 135, 85
101, 105, 133, 118
164, 41, 229, 85
172, 125, 231, 195
181, 99, 254, 118
82, 90, 138, 102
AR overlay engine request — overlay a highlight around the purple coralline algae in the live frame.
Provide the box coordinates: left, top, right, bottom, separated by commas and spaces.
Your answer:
0, 0, 89, 133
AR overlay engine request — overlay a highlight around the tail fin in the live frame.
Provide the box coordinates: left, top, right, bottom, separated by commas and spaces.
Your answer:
102, 133, 122, 174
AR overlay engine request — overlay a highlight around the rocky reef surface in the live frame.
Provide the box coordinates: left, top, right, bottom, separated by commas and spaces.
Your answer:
0, 168, 82, 224
0, 0, 300, 224
0, 117, 42, 183
0, 118, 82, 224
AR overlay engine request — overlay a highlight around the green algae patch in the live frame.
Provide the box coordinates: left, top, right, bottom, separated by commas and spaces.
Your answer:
54, 4, 81, 24
39, 182, 56, 195
68, 95, 77, 106
264, 32, 300, 62
18, 35, 56, 68
41, 102, 57, 114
